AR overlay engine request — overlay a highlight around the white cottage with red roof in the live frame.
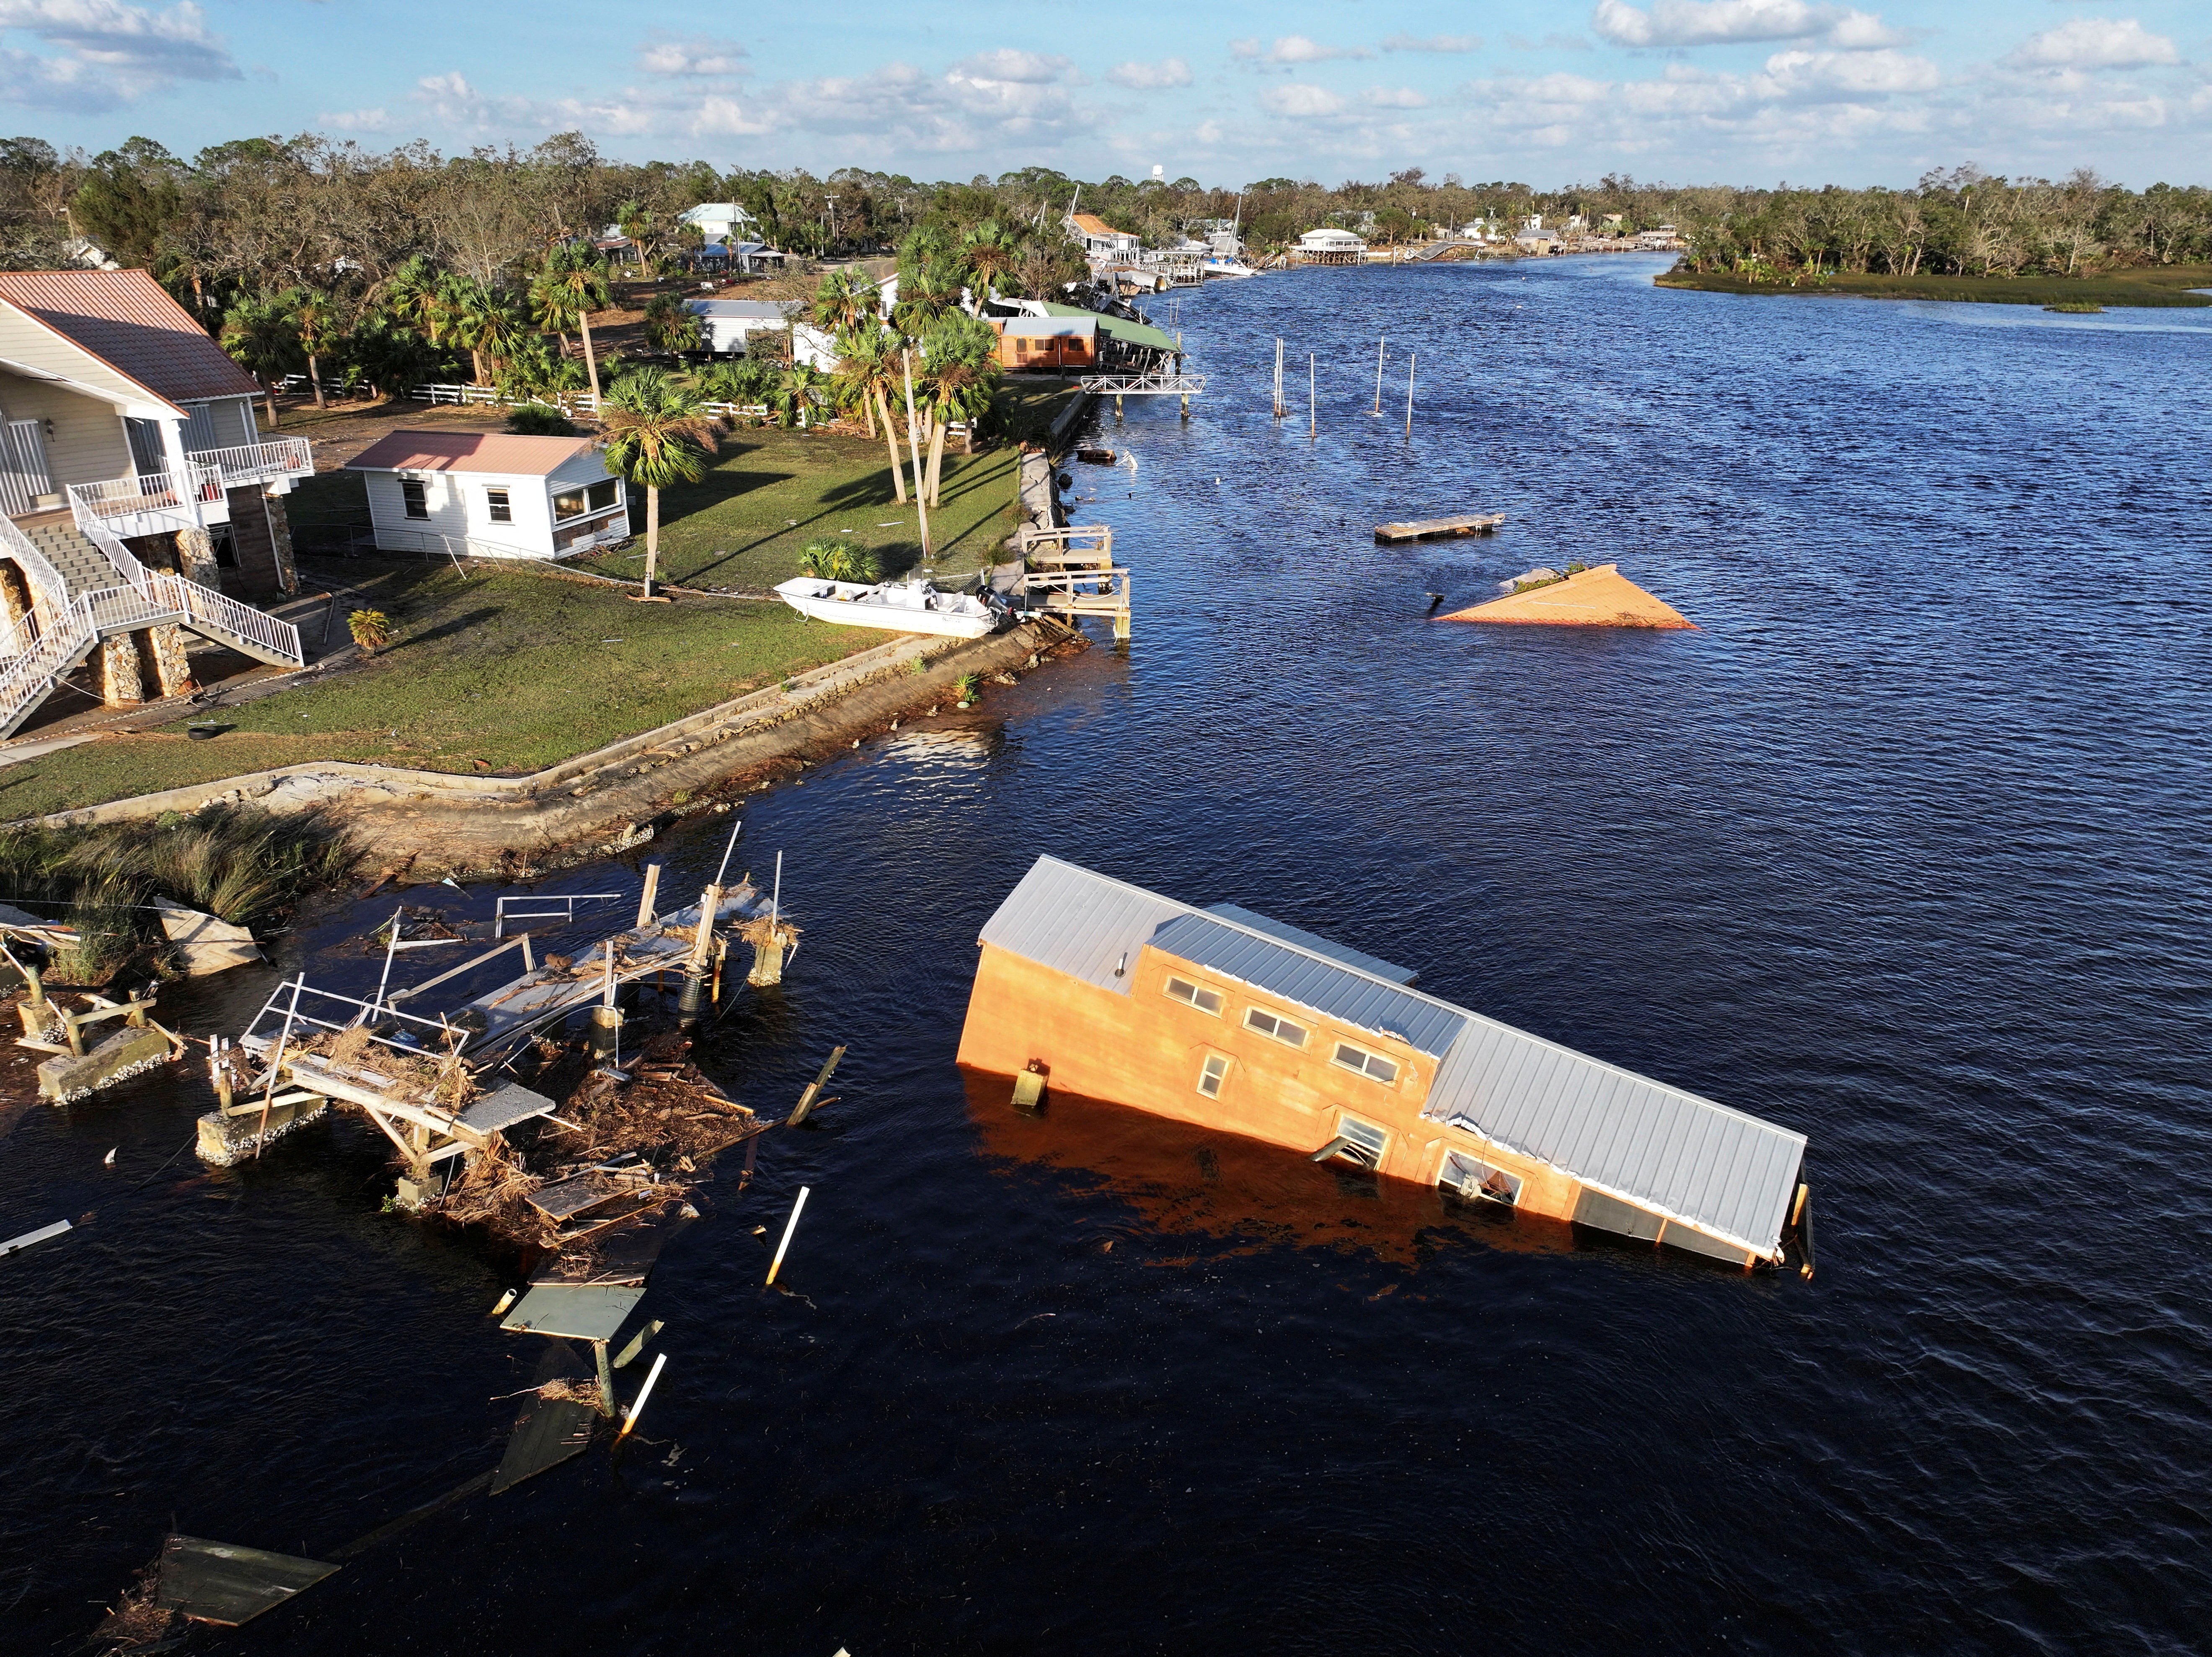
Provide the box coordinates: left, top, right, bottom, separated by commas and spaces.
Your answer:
344, 431, 631, 561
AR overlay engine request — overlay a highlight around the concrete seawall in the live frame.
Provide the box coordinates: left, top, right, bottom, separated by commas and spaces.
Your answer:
23, 623, 1066, 882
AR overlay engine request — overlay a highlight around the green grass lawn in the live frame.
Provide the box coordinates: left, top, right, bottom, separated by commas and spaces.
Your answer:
1654, 264, 2212, 307
571, 382, 1075, 592
0, 560, 889, 819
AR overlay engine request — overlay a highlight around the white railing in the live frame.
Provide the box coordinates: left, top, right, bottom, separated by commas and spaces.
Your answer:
67, 464, 226, 537
77, 515, 303, 668
1077, 372, 1208, 395
411, 383, 775, 423
188, 438, 313, 486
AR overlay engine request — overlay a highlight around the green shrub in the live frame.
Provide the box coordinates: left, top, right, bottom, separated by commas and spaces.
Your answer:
506, 403, 578, 436
797, 537, 882, 584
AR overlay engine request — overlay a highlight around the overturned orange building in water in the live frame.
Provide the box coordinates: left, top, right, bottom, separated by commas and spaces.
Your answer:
1440, 563, 1696, 628
959, 857, 1808, 1268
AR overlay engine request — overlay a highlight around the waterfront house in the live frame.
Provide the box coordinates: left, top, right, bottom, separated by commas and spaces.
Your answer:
346, 431, 629, 560
1296, 228, 1367, 264
0, 268, 312, 729
960, 857, 1809, 1267
1065, 213, 1141, 262
987, 316, 1098, 372
678, 203, 760, 245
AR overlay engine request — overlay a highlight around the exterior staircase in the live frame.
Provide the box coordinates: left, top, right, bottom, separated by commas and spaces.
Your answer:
0, 512, 303, 739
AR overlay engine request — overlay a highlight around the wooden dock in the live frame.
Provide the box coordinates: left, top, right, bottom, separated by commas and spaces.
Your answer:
1375, 513, 1505, 543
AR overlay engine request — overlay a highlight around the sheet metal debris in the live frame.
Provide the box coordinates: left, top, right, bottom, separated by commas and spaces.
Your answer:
154, 1535, 337, 1626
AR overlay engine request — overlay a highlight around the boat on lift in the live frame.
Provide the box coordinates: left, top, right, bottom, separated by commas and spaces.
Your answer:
773, 576, 1008, 640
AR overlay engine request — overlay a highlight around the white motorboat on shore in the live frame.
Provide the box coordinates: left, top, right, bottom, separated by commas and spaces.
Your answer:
774, 576, 1008, 639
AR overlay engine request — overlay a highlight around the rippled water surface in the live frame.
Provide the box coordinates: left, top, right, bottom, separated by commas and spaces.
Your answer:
6, 258, 2210, 1655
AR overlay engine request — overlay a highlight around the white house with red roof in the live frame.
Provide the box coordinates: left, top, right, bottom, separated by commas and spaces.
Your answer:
0, 269, 310, 734
345, 431, 630, 560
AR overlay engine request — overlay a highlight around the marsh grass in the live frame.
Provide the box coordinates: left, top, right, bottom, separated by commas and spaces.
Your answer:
0, 805, 358, 980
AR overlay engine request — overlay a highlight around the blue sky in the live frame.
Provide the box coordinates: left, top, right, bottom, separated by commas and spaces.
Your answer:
3, 0, 2207, 186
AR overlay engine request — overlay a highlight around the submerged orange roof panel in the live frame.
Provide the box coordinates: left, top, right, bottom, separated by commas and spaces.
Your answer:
1439, 564, 1696, 629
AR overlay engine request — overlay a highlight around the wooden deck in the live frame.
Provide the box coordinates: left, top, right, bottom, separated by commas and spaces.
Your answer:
1374, 513, 1506, 543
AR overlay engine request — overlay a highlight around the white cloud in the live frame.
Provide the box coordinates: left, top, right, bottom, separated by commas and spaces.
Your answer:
1107, 57, 1192, 90
951, 48, 1071, 85
1268, 35, 1372, 64
2004, 18, 2178, 70
636, 33, 747, 77
1757, 46, 1938, 96
1364, 85, 1431, 108
320, 104, 390, 132
1228, 38, 1260, 59
1260, 82, 1346, 115
1591, 0, 1901, 49
1381, 32, 1481, 53
0, 0, 238, 107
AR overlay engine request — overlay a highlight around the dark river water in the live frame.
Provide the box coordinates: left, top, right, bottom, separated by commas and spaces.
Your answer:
7, 256, 2211, 1654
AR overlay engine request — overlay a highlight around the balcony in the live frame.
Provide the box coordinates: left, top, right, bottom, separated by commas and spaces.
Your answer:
67, 464, 228, 540
187, 437, 314, 490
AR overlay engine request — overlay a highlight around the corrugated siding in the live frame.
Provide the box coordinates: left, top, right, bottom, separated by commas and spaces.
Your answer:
1424, 1017, 1804, 1257
977, 856, 1195, 995
1147, 914, 1465, 1058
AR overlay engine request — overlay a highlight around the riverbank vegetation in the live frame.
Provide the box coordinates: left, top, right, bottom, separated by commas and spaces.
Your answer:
0, 805, 357, 980
1655, 266, 2211, 307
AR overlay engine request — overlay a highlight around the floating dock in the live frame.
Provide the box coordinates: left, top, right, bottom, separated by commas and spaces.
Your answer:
1375, 513, 1505, 543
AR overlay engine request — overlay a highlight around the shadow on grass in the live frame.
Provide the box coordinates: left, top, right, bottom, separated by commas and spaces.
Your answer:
380, 605, 502, 654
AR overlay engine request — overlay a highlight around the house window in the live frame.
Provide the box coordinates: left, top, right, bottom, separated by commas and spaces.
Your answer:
552, 488, 587, 521
1243, 1006, 1308, 1050
1441, 1150, 1522, 1208
1331, 1040, 1399, 1085
1314, 1115, 1388, 1169
1196, 1053, 1230, 1099
485, 487, 512, 524
400, 479, 429, 519
124, 417, 165, 477
587, 479, 619, 511
1164, 976, 1222, 1016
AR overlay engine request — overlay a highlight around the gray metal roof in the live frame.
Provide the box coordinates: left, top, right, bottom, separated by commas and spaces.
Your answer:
977, 855, 1194, 996
1421, 1020, 1805, 1257
1151, 913, 1463, 1058
974, 856, 1806, 1258
1205, 903, 1417, 985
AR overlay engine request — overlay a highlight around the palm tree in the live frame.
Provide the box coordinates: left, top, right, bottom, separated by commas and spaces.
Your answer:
961, 221, 1019, 305
379, 254, 445, 341
811, 267, 880, 337
616, 200, 662, 273
293, 289, 342, 409
770, 361, 827, 430
919, 315, 1001, 506
642, 292, 701, 356
344, 315, 436, 404
530, 245, 612, 403
219, 293, 302, 428
830, 325, 906, 500
599, 368, 721, 598
892, 258, 961, 335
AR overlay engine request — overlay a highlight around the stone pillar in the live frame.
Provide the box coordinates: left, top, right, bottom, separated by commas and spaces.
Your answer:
262, 491, 299, 594
144, 624, 194, 698
96, 632, 145, 705
175, 525, 221, 585
0, 561, 31, 643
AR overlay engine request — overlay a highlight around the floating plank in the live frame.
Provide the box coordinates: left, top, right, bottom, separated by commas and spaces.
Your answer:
1374, 512, 1505, 542
155, 1535, 337, 1626
460, 1082, 558, 1136
525, 1172, 633, 1223
492, 1339, 598, 1494
155, 901, 264, 976
0, 1217, 70, 1257
532, 1203, 695, 1288
500, 1283, 644, 1344
1439, 563, 1697, 630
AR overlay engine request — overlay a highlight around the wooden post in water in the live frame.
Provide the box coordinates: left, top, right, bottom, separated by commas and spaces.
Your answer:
1308, 354, 1315, 440
1273, 338, 1284, 417
1372, 336, 1385, 416
1405, 352, 1416, 439
636, 862, 662, 930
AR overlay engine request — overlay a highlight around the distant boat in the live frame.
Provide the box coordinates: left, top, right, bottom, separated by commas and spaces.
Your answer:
1202, 256, 1258, 279
774, 576, 1008, 639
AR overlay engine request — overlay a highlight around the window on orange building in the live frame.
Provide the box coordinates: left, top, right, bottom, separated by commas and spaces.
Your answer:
1331, 1040, 1399, 1085
1243, 1006, 1308, 1049
1196, 1053, 1230, 1098
1165, 976, 1222, 1015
